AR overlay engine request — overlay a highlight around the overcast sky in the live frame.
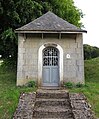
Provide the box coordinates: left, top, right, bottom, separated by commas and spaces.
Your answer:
74, 0, 99, 47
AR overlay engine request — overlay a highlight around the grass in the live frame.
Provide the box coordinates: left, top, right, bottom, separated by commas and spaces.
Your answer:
0, 63, 36, 119
0, 57, 99, 118
69, 57, 99, 117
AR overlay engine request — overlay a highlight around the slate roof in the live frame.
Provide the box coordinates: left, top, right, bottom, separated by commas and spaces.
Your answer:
15, 11, 87, 33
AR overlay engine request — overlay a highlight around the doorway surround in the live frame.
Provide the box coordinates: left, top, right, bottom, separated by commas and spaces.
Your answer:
38, 43, 63, 87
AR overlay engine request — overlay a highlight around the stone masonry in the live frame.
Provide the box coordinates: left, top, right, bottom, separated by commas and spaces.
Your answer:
17, 33, 84, 86
13, 92, 36, 119
13, 90, 95, 119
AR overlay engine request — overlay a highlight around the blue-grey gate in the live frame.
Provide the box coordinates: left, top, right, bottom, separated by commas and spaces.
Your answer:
42, 46, 59, 86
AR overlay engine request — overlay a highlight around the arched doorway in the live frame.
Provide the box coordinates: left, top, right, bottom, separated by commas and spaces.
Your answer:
38, 43, 63, 87
42, 46, 59, 86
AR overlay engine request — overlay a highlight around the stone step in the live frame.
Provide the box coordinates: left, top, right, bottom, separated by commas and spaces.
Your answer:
33, 107, 73, 118
36, 90, 69, 99
34, 106, 71, 112
35, 98, 71, 108
32, 117, 74, 119
33, 89, 73, 118
36, 89, 69, 99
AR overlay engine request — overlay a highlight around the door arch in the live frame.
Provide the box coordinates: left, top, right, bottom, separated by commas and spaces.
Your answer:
38, 43, 63, 87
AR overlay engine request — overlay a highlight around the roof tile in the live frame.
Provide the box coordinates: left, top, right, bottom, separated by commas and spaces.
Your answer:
15, 11, 87, 33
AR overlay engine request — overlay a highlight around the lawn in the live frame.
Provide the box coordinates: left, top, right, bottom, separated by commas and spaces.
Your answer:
69, 57, 99, 117
0, 57, 99, 118
0, 63, 36, 119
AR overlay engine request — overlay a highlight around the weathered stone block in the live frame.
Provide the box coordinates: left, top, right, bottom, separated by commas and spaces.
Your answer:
76, 60, 84, 66
17, 71, 25, 79
18, 48, 26, 54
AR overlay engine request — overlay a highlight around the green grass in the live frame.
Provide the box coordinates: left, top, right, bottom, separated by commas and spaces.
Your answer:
0, 57, 99, 118
0, 64, 36, 119
69, 57, 99, 117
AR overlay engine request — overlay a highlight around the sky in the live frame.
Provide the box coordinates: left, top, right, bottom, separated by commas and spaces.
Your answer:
74, 0, 99, 47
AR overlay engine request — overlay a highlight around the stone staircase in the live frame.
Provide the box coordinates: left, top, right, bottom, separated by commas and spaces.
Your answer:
32, 89, 74, 119
13, 89, 95, 119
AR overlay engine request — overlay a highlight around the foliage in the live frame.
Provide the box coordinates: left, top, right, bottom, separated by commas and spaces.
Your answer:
76, 82, 84, 88
1, 58, 17, 72
0, 58, 99, 118
64, 82, 74, 89
0, 0, 84, 67
84, 57, 99, 83
64, 82, 86, 89
83, 44, 99, 60
69, 57, 99, 118
26, 80, 36, 88
36, 0, 84, 28
0, 65, 36, 119
0, 60, 3, 65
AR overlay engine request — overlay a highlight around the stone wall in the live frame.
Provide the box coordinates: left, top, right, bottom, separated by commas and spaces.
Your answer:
17, 33, 84, 86
63, 34, 84, 84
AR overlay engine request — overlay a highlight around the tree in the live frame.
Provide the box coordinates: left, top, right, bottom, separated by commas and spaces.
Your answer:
83, 44, 99, 60
0, 0, 84, 68
0, 0, 42, 63
35, 0, 84, 27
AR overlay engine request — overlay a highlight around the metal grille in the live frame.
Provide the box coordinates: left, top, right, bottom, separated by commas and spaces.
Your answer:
43, 47, 58, 66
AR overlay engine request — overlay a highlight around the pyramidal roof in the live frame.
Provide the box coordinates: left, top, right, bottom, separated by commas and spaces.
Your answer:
15, 11, 87, 33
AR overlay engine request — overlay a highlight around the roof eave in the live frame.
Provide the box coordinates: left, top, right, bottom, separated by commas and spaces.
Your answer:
15, 30, 87, 34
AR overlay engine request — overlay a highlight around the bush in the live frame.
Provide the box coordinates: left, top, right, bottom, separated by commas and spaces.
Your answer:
1, 58, 17, 72
64, 82, 87, 89
64, 82, 74, 89
26, 80, 36, 88
84, 44, 99, 60
76, 82, 84, 88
